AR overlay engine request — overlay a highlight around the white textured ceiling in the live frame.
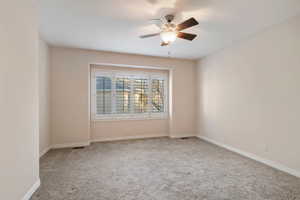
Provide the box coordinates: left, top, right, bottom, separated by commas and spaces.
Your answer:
38, 0, 300, 59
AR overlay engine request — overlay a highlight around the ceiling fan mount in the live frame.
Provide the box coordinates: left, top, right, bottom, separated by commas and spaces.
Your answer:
139, 14, 199, 46
165, 14, 175, 23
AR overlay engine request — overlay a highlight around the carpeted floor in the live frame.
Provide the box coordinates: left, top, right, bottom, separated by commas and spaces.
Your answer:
31, 137, 300, 200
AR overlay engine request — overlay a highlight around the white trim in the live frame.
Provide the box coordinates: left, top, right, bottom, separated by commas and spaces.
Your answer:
91, 134, 169, 143
22, 179, 40, 200
51, 141, 90, 149
39, 146, 51, 158
89, 63, 174, 136
93, 113, 169, 121
91, 68, 169, 121
168, 68, 174, 134
90, 63, 174, 70
197, 136, 300, 178
94, 69, 153, 79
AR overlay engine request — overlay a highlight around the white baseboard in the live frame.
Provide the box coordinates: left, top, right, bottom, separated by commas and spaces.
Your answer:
47, 135, 169, 150
198, 135, 300, 178
49, 134, 198, 148
91, 134, 168, 143
22, 178, 40, 200
40, 146, 51, 158
51, 141, 90, 149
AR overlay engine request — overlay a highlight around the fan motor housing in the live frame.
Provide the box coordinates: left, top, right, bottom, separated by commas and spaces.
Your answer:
165, 14, 175, 23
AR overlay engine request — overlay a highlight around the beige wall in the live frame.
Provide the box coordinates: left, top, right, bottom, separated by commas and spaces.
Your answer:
50, 47, 197, 145
39, 38, 51, 156
0, 0, 40, 199
197, 15, 300, 174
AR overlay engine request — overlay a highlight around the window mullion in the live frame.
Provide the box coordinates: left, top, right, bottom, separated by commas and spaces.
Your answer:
164, 76, 168, 114
130, 78, 134, 116
111, 74, 116, 114
148, 75, 152, 117
92, 72, 97, 120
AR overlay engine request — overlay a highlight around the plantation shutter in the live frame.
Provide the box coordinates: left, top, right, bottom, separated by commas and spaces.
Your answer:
96, 76, 112, 114
132, 78, 149, 113
93, 69, 168, 119
151, 78, 165, 113
115, 77, 131, 114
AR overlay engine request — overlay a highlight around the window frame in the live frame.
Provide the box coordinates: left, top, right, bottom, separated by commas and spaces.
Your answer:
91, 69, 169, 121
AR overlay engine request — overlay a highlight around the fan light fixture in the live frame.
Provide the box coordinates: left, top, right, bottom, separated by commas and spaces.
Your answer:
139, 15, 199, 46
160, 30, 177, 43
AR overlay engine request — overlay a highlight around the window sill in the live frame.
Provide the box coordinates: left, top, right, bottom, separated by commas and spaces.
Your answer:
92, 114, 169, 122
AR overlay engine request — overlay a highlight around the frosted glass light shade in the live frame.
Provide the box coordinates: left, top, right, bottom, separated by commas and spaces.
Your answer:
160, 31, 177, 43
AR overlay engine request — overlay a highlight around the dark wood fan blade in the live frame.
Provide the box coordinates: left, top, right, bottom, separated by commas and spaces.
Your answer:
176, 17, 199, 31
139, 33, 160, 39
177, 32, 197, 41
161, 42, 170, 46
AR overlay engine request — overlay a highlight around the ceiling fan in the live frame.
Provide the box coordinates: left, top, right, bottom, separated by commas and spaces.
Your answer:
139, 14, 199, 46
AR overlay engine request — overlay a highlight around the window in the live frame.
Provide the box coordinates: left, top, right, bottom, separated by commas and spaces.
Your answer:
91, 69, 168, 120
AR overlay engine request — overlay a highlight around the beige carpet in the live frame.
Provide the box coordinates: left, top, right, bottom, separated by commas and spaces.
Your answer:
31, 137, 300, 200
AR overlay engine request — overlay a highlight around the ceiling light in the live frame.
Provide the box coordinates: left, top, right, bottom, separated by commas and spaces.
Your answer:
160, 30, 177, 43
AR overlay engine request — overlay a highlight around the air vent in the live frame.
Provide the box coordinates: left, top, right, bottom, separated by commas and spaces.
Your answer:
180, 137, 190, 140
72, 146, 85, 149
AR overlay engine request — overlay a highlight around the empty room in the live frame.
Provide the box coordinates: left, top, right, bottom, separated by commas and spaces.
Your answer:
1, 0, 300, 199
